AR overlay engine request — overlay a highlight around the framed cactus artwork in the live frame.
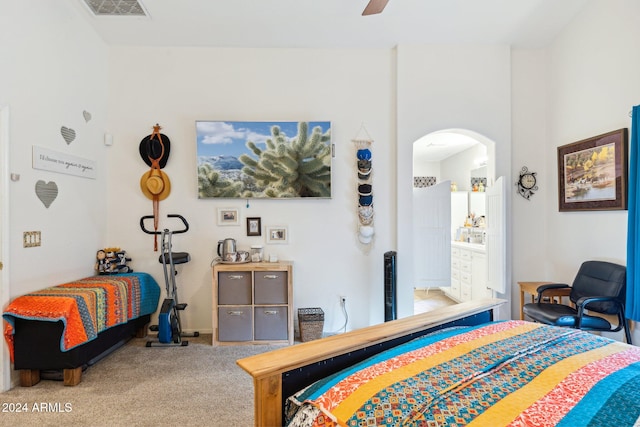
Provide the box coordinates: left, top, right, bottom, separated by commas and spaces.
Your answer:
196, 121, 332, 199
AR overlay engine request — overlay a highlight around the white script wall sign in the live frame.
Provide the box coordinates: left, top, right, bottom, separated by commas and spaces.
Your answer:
32, 146, 96, 179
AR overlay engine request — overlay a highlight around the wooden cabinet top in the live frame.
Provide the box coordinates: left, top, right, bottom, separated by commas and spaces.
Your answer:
213, 261, 293, 272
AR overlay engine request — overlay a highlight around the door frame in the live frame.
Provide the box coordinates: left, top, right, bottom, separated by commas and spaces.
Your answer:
404, 129, 506, 317
0, 104, 10, 391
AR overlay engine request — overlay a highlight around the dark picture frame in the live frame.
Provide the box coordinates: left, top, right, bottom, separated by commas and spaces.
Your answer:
246, 217, 261, 236
558, 128, 628, 212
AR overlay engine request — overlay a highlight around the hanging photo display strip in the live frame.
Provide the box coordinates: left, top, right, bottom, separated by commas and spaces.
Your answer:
353, 125, 374, 245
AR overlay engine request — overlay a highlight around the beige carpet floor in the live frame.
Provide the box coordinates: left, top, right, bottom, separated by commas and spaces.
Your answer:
0, 292, 454, 426
0, 334, 283, 427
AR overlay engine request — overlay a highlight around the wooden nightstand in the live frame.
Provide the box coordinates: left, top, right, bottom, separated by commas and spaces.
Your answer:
518, 281, 572, 320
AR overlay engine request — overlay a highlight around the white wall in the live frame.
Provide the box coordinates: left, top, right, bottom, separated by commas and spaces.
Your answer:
0, 0, 109, 387
512, 0, 640, 339
106, 47, 395, 333
396, 44, 513, 319
0, 3, 109, 294
441, 144, 487, 192
510, 48, 550, 318
98, 0, 640, 341
546, 0, 640, 340
412, 161, 440, 180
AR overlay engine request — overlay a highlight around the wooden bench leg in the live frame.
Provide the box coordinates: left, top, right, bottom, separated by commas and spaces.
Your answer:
135, 322, 150, 338
63, 367, 82, 386
20, 369, 40, 387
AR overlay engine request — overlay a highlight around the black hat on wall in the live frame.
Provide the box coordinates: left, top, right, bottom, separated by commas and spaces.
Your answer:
139, 128, 171, 168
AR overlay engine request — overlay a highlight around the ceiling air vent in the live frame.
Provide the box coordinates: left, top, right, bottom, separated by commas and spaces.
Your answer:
83, 0, 148, 17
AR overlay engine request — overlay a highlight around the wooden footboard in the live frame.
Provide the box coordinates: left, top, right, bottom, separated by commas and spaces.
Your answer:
237, 298, 506, 426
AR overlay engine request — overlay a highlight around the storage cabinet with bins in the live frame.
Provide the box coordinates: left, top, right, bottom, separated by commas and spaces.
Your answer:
212, 261, 293, 346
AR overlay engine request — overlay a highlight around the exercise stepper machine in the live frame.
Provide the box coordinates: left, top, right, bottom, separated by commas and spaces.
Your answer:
140, 214, 199, 347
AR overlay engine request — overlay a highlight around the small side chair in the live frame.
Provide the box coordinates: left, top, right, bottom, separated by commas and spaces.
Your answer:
522, 260, 632, 344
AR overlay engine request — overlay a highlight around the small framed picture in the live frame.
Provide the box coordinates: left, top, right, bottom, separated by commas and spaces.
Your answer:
217, 208, 240, 226
266, 225, 288, 244
246, 217, 261, 236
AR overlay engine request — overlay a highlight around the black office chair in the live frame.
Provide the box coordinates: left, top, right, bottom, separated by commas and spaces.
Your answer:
522, 260, 632, 344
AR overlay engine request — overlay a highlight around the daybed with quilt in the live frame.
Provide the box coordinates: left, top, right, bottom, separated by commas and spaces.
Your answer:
3, 272, 160, 386
238, 299, 640, 426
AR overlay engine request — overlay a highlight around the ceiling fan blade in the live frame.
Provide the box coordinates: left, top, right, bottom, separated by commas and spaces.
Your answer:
362, 0, 389, 16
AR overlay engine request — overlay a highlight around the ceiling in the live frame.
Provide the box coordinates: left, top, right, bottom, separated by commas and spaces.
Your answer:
70, 0, 588, 161
70, 0, 590, 49
414, 132, 482, 163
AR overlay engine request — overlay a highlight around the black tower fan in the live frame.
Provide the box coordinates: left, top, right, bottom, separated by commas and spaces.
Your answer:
384, 251, 397, 322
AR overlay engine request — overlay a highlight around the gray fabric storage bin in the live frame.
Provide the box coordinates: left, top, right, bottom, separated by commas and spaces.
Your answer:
254, 271, 288, 304
217, 306, 252, 341
254, 306, 288, 340
218, 271, 252, 305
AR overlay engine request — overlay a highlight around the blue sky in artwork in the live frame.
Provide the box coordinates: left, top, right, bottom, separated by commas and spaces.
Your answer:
196, 121, 331, 159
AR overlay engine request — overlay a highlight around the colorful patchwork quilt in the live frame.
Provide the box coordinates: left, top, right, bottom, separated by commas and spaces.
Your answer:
286, 320, 640, 427
3, 273, 160, 357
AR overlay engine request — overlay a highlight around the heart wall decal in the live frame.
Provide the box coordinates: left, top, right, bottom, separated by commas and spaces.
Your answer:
83, 110, 92, 122
35, 180, 58, 208
60, 126, 76, 144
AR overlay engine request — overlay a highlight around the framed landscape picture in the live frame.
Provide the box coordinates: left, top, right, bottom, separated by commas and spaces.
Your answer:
266, 225, 289, 244
557, 128, 628, 212
196, 121, 332, 199
217, 207, 240, 226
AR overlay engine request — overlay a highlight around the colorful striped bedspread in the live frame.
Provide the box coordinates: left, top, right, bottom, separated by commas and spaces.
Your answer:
3, 273, 160, 356
286, 320, 640, 427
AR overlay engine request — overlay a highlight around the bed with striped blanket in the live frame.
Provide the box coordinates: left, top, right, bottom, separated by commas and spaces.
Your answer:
285, 320, 640, 427
2, 272, 160, 386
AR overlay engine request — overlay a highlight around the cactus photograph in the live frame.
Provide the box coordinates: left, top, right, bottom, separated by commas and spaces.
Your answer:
196, 121, 332, 199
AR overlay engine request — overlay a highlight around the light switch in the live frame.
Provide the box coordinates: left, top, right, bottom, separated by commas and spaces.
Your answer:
23, 231, 41, 248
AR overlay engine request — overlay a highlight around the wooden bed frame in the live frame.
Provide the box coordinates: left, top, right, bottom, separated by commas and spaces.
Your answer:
13, 314, 151, 386
237, 298, 506, 426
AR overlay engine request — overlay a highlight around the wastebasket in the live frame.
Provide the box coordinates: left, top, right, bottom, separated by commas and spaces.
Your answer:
298, 307, 324, 342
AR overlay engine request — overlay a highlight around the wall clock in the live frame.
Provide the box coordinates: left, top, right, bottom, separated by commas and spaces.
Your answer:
517, 166, 538, 199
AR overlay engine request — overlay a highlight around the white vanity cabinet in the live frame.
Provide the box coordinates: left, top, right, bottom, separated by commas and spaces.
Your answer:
444, 242, 489, 302
447, 246, 462, 300
471, 251, 491, 299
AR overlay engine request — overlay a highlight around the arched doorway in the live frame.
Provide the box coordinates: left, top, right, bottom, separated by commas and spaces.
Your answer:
411, 129, 501, 314
413, 129, 496, 188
